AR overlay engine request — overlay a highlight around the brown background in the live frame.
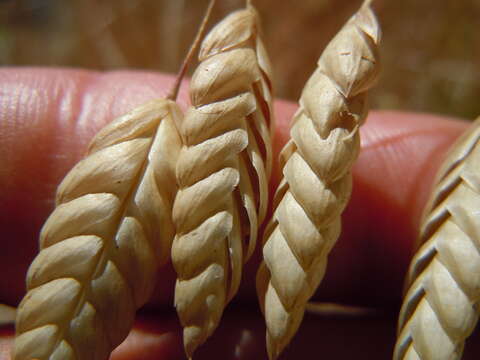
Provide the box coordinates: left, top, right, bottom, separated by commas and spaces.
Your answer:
1, 0, 479, 119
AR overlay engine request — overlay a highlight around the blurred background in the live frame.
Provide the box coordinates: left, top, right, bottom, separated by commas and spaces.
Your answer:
0, 0, 479, 119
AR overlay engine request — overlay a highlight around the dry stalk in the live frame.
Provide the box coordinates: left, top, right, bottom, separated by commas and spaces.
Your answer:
256, 1, 380, 358
171, 3, 274, 358
12, 2, 217, 358
394, 117, 480, 360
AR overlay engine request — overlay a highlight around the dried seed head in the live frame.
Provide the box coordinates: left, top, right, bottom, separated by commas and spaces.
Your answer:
172, 4, 274, 358
394, 117, 480, 360
256, 1, 381, 358
14, 99, 182, 360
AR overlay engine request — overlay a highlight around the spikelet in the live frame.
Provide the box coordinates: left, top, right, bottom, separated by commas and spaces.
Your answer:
256, 1, 381, 358
13, 99, 182, 360
393, 117, 480, 360
171, 3, 273, 357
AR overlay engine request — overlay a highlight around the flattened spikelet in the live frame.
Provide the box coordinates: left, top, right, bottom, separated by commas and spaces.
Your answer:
256, 1, 381, 358
14, 99, 182, 360
394, 117, 480, 360
172, 4, 274, 357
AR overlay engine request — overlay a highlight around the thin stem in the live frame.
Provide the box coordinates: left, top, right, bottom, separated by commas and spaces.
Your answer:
363, 0, 373, 7
167, 0, 216, 100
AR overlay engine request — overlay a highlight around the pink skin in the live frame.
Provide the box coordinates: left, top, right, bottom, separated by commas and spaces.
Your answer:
0, 68, 477, 359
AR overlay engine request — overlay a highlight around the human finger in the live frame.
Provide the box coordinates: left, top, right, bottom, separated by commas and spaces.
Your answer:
0, 68, 468, 310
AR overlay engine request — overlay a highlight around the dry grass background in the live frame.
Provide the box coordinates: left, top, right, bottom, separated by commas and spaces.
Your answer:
1, 0, 479, 119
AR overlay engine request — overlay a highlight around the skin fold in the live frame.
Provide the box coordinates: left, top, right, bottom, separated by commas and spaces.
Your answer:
1, 68, 479, 359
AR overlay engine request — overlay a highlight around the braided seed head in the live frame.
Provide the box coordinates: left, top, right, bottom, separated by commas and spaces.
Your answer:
256, 1, 380, 358
14, 99, 182, 360
394, 118, 480, 360
171, 4, 273, 358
